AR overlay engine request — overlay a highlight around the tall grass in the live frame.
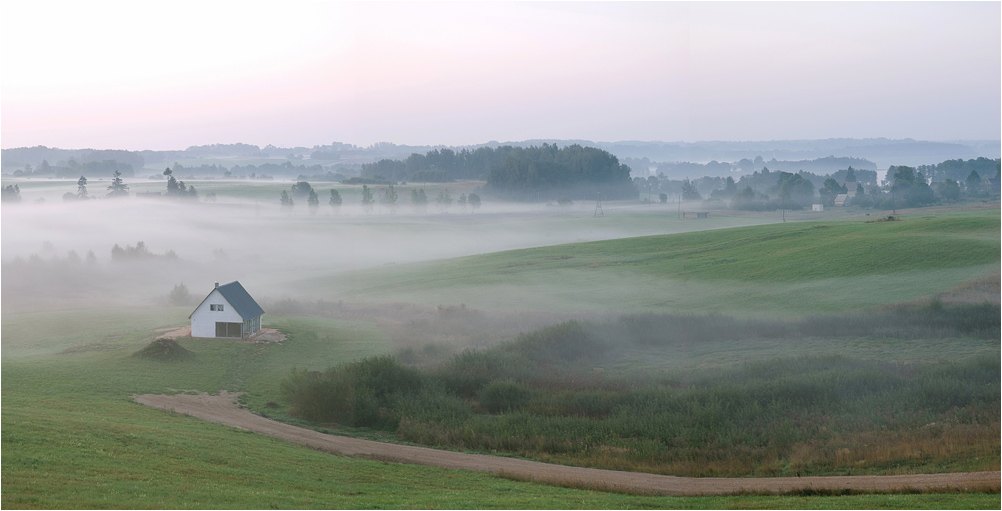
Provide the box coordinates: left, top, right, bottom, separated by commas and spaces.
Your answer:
281, 303, 1001, 477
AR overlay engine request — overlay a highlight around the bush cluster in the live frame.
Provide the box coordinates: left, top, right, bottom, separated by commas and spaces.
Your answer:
279, 302, 1000, 475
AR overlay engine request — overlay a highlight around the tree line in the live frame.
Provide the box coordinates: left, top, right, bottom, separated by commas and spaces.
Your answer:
278, 181, 481, 215
361, 144, 637, 201
636, 158, 1000, 211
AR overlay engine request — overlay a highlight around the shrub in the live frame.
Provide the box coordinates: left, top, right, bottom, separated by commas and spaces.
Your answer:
280, 356, 425, 429
478, 379, 532, 414
438, 349, 531, 398
168, 283, 192, 306
508, 320, 607, 365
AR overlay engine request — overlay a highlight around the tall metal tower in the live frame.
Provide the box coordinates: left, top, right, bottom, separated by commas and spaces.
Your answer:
593, 192, 604, 217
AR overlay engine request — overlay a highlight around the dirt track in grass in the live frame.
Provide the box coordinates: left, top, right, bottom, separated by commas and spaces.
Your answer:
134, 391, 1000, 497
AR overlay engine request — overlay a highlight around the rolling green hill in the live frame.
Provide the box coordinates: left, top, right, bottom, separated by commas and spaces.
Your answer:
307, 211, 999, 316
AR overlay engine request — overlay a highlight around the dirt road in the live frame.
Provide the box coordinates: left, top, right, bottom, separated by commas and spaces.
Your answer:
134, 391, 999, 497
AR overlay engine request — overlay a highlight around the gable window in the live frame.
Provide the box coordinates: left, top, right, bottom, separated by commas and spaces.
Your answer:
210, 304, 224, 311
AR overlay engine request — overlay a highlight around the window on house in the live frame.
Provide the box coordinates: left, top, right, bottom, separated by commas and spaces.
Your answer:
210, 304, 224, 311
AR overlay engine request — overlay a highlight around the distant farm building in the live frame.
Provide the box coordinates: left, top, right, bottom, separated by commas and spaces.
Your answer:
844, 181, 858, 196
812, 204, 824, 212
834, 193, 849, 206
189, 281, 264, 338
682, 211, 708, 219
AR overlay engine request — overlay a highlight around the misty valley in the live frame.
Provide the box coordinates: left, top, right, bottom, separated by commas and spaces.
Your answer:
1, 144, 1000, 508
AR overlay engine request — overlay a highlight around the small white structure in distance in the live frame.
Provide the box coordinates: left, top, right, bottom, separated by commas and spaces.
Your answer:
812, 204, 824, 212
189, 281, 264, 338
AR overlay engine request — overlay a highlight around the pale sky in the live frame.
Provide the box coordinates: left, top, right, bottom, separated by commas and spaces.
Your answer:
1, 1, 999, 150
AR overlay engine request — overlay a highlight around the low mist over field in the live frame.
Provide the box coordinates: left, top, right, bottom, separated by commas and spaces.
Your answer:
1, 181, 782, 310
2, 2, 1000, 508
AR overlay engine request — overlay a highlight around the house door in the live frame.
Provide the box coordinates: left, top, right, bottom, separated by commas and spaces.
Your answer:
215, 322, 243, 338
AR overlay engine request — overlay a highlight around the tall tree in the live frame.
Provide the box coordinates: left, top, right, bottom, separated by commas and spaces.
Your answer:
467, 192, 481, 212
329, 189, 342, 214
411, 188, 428, 213
937, 179, 961, 204
307, 189, 320, 214
77, 176, 89, 199
965, 170, 983, 196
280, 190, 294, 209
291, 181, 313, 200
681, 179, 702, 201
845, 166, 857, 183
360, 184, 375, 213
383, 185, 398, 213
435, 188, 452, 212
106, 169, 129, 197
819, 178, 846, 206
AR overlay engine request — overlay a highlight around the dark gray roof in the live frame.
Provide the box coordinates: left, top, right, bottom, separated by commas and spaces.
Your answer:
217, 281, 265, 320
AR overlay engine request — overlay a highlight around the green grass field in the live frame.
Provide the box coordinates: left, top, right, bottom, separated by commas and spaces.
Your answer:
3, 309, 998, 509
302, 210, 999, 317
3, 207, 999, 509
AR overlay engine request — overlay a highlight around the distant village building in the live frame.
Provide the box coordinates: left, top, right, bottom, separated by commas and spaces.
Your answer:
812, 204, 824, 212
834, 193, 850, 206
189, 281, 264, 338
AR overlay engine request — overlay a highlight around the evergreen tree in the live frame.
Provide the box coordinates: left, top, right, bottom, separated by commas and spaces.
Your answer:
965, 170, 983, 196
77, 176, 88, 199
107, 169, 129, 197
845, 166, 857, 182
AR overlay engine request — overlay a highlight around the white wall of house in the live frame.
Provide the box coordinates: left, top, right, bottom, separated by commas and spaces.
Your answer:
190, 289, 245, 337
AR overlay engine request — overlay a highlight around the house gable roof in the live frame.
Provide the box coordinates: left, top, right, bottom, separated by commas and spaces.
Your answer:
188, 281, 264, 320
216, 281, 265, 320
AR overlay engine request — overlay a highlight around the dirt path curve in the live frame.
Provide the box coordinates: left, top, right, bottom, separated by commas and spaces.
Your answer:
134, 391, 999, 497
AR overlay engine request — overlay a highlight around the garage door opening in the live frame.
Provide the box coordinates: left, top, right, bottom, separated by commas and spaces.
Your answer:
215, 322, 243, 338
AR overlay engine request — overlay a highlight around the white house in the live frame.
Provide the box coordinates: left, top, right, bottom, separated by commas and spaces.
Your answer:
189, 281, 264, 338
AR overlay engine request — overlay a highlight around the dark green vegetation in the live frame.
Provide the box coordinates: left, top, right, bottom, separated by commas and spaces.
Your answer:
637, 157, 999, 212
485, 144, 636, 200
282, 306, 1000, 478
360, 143, 637, 202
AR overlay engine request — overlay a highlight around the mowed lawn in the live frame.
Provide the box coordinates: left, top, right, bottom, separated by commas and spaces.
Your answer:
306, 211, 999, 316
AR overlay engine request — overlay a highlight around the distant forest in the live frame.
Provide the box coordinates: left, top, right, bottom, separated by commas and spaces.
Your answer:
362, 144, 635, 200
640, 155, 876, 180
2, 141, 999, 204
